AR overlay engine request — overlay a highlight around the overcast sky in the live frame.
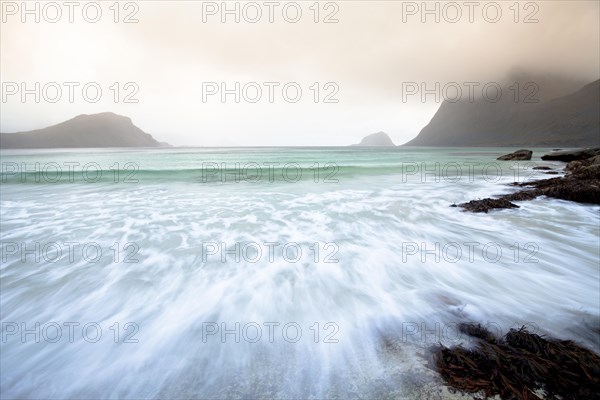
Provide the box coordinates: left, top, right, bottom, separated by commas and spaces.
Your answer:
1, 0, 599, 146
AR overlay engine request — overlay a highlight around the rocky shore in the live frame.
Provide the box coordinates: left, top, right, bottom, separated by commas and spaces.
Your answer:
445, 150, 600, 398
458, 148, 600, 213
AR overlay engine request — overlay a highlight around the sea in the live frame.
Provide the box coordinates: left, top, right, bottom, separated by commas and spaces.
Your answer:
1, 147, 598, 399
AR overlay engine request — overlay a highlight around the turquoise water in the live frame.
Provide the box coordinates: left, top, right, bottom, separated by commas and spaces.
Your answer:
1, 147, 599, 398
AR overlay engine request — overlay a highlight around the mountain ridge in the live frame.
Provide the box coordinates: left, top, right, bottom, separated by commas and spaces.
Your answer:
0, 112, 168, 148
403, 79, 600, 147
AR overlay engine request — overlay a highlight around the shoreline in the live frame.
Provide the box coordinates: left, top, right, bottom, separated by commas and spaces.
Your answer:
457, 148, 600, 212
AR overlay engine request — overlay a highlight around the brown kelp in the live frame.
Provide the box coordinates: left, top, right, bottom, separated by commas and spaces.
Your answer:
430, 323, 600, 400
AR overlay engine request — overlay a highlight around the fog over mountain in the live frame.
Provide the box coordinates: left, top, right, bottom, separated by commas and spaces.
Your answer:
1, 1, 598, 145
404, 78, 600, 147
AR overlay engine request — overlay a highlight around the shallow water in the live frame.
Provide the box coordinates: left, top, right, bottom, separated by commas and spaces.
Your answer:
1, 147, 598, 398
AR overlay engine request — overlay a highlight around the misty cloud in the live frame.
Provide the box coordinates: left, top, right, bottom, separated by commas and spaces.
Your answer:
1, 0, 598, 145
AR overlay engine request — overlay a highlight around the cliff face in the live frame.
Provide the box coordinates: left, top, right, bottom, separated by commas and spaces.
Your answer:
404, 80, 600, 147
0, 112, 168, 148
353, 131, 396, 146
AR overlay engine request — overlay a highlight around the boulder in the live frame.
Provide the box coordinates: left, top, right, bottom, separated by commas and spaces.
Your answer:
541, 147, 600, 162
457, 198, 520, 213
497, 149, 533, 161
565, 155, 600, 172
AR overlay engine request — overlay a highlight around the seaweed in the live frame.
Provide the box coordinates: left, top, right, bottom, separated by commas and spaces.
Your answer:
430, 324, 600, 400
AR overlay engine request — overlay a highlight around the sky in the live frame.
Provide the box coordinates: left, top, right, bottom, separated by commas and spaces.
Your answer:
1, 0, 599, 146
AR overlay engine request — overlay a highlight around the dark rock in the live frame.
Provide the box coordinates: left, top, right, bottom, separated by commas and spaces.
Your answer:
572, 163, 600, 179
513, 163, 600, 204
515, 176, 562, 189
459, 158, 600, 212
457, 198, 519, 213
497, 149, 533, 161
566, 155, 600, 172
567, 160, 585, 172
503, 189, 542, 202
541, 147, 600, 162
540, 179, 600, 203
545, 171, 560, 175
532, 166, 552, 170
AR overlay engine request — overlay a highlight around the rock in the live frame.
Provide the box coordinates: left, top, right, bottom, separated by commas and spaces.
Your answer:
516, 164, 600, 204
504, 190, 541, 202
566, 160, 585, 172
459, 159, 600, 212
457, 198, 520, 213
571, 163, 600, 180
565, 160, 584, 171
497, 149, 533, 161
541, 147, 600, 162
545, 171, 560, 175
538, 177, 600, 203
533, 166, 552, 170
565, 155, 600, 172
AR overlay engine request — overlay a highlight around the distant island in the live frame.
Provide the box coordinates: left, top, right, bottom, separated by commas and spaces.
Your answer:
404, 79, 600, 147
0, 112, 169, 149
352, 131, 396, 146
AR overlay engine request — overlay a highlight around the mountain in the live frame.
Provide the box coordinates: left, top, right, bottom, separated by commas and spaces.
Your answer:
404, 79, 600, 147
353, 131, 395, 146
0, 112, 168, 148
